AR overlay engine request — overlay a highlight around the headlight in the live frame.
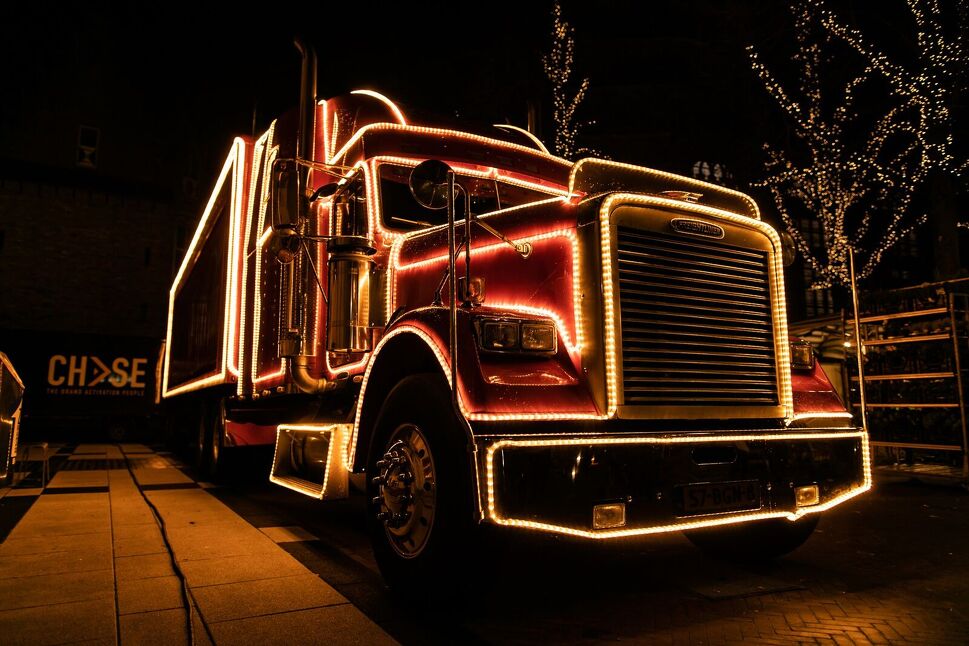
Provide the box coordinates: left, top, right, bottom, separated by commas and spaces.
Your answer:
481, 321, 520, 351
790, 340, 815, 370
521, 323, 556, 351
476, 317, 557, 354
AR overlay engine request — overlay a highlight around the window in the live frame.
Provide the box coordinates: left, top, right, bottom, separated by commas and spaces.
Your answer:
377, 164, 557, 232
77, 125, 100, 169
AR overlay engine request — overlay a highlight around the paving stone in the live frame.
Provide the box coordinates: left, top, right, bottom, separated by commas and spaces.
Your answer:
120, 608, 189, 646
192, 573, 346, 623
179, 552, 310, 588
207, 604, 399, 645
117, 575, 185, 615
0, 568, 114, 610
47, 470, 109, 488
259, 525, 319, 543
0, 547, 113, 578
0, 596, 116, 645
0, 530, 110, 556
116, 552, 175, 581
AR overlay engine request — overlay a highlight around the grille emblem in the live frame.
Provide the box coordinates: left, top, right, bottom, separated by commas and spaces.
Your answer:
670, 218, 724, 239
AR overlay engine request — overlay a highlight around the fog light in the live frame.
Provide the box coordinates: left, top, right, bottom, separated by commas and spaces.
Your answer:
795, 484, 820, 507
593, 503, 626, 529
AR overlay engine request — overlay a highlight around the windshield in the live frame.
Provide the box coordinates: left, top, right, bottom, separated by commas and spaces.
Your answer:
378, 163, 556, 232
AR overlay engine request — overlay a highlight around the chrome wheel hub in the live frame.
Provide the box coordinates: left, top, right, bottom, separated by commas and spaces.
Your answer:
372, 424, 436, 558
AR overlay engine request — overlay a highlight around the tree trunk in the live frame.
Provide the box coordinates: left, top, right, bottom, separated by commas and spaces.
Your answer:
928, 170, 960, 280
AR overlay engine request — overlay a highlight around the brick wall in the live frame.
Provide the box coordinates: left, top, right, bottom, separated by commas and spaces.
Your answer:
0, 177, 192, 338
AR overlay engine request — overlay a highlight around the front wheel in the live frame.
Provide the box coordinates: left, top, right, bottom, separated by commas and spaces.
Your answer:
684, 515, 819, 562
366, 373, 473, 590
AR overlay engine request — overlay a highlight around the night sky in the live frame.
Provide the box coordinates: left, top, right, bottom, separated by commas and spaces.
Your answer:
1, 2, 959, 236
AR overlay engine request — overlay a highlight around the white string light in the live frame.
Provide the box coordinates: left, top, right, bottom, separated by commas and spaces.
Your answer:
542, 1, 597, 160
748, 0, 967, 287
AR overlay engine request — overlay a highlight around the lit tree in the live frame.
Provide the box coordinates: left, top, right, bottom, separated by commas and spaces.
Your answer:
748, 0, 965, 287
820, 0, 968, 176
543, 1, 594, 160
820, 0, 969, 277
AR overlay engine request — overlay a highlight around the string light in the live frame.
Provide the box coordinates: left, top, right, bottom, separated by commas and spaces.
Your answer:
748, 0, 967, 287
164, 138, 247, 397
542, 1, 597, 160
483, 430, 871, 538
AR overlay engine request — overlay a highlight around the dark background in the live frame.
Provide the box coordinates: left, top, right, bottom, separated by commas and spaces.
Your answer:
0, 0, 964, 342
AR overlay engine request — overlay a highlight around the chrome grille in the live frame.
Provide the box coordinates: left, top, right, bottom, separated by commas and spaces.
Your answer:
616, 226, 778, 406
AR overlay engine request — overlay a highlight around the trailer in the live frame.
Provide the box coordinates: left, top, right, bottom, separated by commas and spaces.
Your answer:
163, 42, 870, 586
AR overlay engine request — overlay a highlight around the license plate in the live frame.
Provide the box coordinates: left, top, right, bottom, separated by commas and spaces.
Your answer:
678, 480, 762, 515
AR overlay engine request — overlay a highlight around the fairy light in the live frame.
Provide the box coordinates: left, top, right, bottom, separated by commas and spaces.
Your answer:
251, 138, 287, 388
226, 137, 250, 378
328, 122, 571, 170
597, 193, 794, 420
748, 0, 967, 287
347, 324, 606, 468
238, 129, 272, 394
350, 89, 407, 125
483, 430, 871, 538
542, 1, 594, 160
569, 158, 761, 220
391, 225, 580, 351
164, 138, 246, 398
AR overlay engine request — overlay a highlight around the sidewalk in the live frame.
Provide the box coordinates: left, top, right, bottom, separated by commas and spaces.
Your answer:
0, 444, 397, 646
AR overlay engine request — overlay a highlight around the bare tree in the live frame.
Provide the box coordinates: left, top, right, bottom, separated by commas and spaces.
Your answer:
748, 0, 964, 287
543, 1, 596, 160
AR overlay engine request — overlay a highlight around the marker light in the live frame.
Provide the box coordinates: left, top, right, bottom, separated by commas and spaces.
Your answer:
790, 341, 815, 370
593, 503, 627, 529
795, 484, 820, 507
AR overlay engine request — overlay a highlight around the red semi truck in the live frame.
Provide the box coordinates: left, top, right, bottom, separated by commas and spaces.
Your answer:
163, 43, 870, 585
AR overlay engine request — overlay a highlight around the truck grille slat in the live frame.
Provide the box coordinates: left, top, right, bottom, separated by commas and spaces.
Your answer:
617, 226, 779, 407
622, 262, 770, 298
619, 291, 767, 315
627, 357, 776, 370
619, 227, 766, 261
618, 247, 766, 277
619, 283, 769, 307
620, 258, 767, 286
621, 316, 773, 337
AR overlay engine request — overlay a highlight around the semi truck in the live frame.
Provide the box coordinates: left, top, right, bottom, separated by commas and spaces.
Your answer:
163, 42, 870, 586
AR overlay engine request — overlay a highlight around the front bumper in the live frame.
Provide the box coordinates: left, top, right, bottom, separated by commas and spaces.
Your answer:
477, 429, 870, 539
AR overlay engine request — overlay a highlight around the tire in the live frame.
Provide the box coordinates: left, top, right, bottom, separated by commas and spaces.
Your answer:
206, 399, 230, 482
684, 514, 820, 562
365, 373, 474, 591
194, 403, 211, 476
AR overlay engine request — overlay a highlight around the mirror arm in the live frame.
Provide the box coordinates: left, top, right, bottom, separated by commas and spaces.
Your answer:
300, 238, 328, 306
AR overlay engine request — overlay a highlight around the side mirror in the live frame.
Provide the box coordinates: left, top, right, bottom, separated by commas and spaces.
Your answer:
310, 183, 339, 202
408, 159, 452, 210
780, 231, 797, 267
272, 159, 300, 227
